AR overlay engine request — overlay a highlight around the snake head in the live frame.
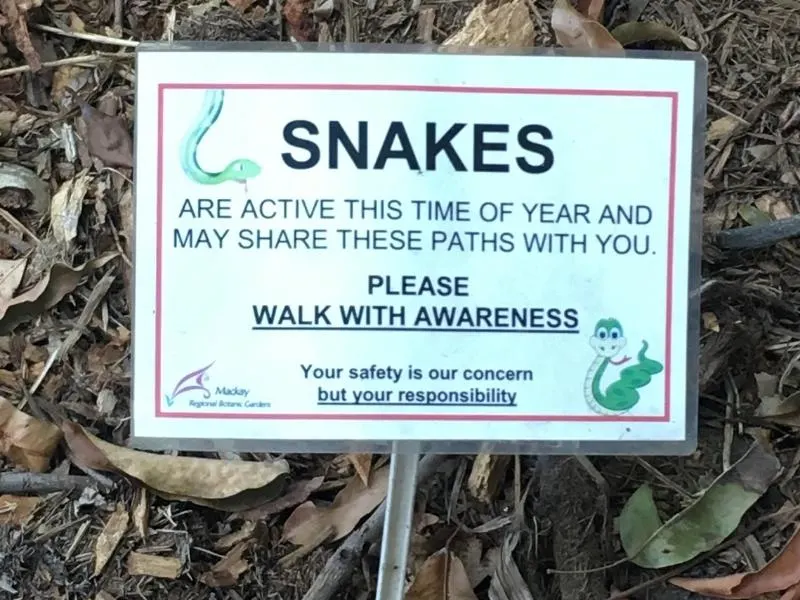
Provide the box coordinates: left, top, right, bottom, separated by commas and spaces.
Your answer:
590, 318, 627, 358
222, 158, 261, 182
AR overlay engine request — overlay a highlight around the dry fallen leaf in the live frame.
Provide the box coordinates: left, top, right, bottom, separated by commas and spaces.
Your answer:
239, 475, 324, 520
670, 525, 800, 598
80, 103, 134, 168
0, 0, 42, 71
406, 548, 478, 600
50, 169, 91, 245
62, 422, 290, 511
707, 116, 740, 142
0, 495, 40, 525
225, 0, 258, 10
755, 194, 794, 221
282, 0, 316, 41
609, 21, 693, 49
0, 397, 61, 472
577, 0, 604, 21
551, 0, 622, 49
200, 540, 253, 587
702, 312, 720, 333
0, 259, 27, 304
0, 163, 49, 214
347, 453, 373, 486
0, 252, 118, 335
281, 465, 390, 562
442, 0, 534, 47
94, 503, 130, 576
127, 552, 182, 579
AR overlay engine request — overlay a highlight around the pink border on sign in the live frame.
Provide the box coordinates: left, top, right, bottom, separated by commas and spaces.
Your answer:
154, 83, 679, 424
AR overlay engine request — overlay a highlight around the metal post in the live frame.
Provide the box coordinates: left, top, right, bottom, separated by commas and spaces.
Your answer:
375, 441, 422, 600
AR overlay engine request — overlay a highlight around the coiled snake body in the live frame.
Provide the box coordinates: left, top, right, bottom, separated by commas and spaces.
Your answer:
583, 318, 664, 414
179, 89, 261, 185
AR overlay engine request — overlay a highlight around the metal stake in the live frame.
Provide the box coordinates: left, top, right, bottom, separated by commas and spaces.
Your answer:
375, 441, 422, 600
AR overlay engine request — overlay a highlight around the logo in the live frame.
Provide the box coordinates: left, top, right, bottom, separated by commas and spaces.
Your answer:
163, 361, 269, 410
164, 362, 214, 407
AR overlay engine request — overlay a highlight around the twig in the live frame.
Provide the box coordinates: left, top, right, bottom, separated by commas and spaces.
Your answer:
0, 52, 133, 78
0, 472, 92, 494
717, 215, 800, 250
57, 269, 117, 360
0, 208, 40, 244
113, 0, 124, 35
30, 24, 139, 47
301, 454, 447, 600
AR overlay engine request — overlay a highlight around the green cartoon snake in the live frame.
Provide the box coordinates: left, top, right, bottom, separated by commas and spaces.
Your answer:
584, 318, 664, 414
179, 89, 261, 185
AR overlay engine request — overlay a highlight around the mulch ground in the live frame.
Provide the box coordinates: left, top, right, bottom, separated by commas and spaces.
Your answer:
1, 0, 800, 599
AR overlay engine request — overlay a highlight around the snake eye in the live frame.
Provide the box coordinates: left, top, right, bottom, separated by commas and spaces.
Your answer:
596, 327, 608, 339
609, 327, 621, 339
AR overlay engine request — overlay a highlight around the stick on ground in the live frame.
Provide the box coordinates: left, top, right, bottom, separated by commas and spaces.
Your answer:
0, 472, 92, 494
302, 453, 448, 600
717, 215, 800, 250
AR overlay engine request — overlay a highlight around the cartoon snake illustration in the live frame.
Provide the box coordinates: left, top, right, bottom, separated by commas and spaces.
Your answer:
179, 89, 261, 185
583, 318, 664, 414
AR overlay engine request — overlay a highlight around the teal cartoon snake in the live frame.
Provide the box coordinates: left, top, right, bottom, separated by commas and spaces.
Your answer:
584, 318, 664, 414
179, 89, 261, 185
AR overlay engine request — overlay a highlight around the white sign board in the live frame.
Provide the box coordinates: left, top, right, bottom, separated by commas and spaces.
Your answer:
132, 44, 705, 453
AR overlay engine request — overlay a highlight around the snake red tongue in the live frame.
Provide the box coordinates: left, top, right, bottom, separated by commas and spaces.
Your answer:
611, 356, 631, 365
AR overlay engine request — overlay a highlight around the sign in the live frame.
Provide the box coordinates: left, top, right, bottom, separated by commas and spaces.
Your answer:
131, 44, 705, 452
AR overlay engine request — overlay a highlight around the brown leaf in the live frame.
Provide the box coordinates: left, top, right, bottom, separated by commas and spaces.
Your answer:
347, 453, 373, 486
225, 0, 258, 10
127, 552, 182, 579
406, 548, 478, 600
0, 494, 40, 525
0, 252, 118, 335
670, 525, 800, 598
282, 0, 317, 41
0, 0, 41, 71
610, 20, 694, 48
50, 169, 90, 245
577, 0, 605, 21
62, 422, 290, 511
239, 475, 324, 520
0, 397, 61, 472
707, 116, 740, 142
94, 503, 130, 576
282, 465, 390, 553
0, 259, 27, 304
80, 104, 134, 168
0, 163, 49, 213
551, 0, 622, 49
200, 540, 252, 587
442, 0, 534, 47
